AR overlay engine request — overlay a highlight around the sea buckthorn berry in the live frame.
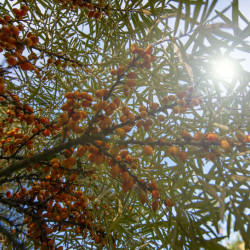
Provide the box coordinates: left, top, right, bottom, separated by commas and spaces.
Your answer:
138, 48, 145, 56
164, 198, 174, 207
21, 5, 29, 12
117, 66, 126, 75
127, 113, 135, 121
111, 165, 120, 178
122, 106, 130, 115
182, 131, 192, 140
150, 102, 159, 110
158, 115, 165, 122
177, 99, 186, 107
162, 96, 169, 104
127, 80, 136, 88
95, 11, 102, 19
152, 200, 159, 211
220, 139, 230, 151
193, 132, 204, 141
245, 135, 250, 142
127, 72, 138, 79
88, 11, 95, 18
95, 89, 104, 98
139, 105, 147, 112
20, 62, 33, 70
130, 43, 139, 54
113, 97, 121, 107
23, 38, 33, 47
149, 182, 158, 190
172, 106, 179, 114
145, 119, 153, 126
110, 69, 118, 75
177, 91, 186, 99
121, 171, 129, 181
93, 103, 101, 111
139, 111, 148, 119
143, 54, 151, 63
168, 95, 176, 102
136, 120, 144, 128
109, 102, 117, 110
179, 151, 187, 162
115, 128, 125, 137
190, 98, 199, 106
77, 145, 87, 157
168, 146, 180, 157
7, 56, 17, 66
207, 133, 219, 143
152, 190, 160, 199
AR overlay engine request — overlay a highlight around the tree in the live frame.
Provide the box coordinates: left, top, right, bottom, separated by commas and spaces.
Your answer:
0, 0, 249, 249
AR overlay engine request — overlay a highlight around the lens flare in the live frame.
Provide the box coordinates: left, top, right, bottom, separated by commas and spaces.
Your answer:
213, 58, 236, 80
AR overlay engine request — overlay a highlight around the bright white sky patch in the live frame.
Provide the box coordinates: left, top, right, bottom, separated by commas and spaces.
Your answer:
213, 58, 236, 81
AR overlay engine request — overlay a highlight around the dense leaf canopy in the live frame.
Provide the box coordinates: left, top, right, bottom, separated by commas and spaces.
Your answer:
0, 0, 249, 249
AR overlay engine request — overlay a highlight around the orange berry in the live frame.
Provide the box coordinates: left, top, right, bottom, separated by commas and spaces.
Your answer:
126, 80, 136, 88
220, 139, 230, 151
139, 111, 148, 119
42, 129, 51, 137
95, 153, 106, 164
20, 62, 33, 70
121, 171, 129, 181
115, 128, 125, 137
136, 120, 144, 128
143, 54, 151, 63
65, 156, 77, 167
182, 131, 192, 140
177, 91, 186, 99
179, 151, 187, 162
21, 5, 29, 12
152, 190, 160, 199
149, 182, 158, 190
111, 165, 120, 178
139, 105, 147, 112
7, 56, 17, 66
143, 145, 153, 156
77, 145, 87, 157
168, 146, 180, 157
110, 69, 118, 75
157, 115, 166, 122
117, 66, 126, 75
120, 115, 128, 123
122, 106, 130, 115
88, 11, 95, 18
168, 95, 176, 102
23, 38, 33, 47
130, 43, 139, 54
193, 132, 204, 141
127, 72, 138, 79
94, 11, 102, 19
127, 113, 135, 121
164, 198, 174, 207
150, 102, 159, 110
113, 97, 121, 107
245, 135, 250, 142
152, 200, 159, 211
207, 133, 219, 143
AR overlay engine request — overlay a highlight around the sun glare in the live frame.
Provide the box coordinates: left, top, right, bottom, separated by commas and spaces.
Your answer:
213, 58, 236, 80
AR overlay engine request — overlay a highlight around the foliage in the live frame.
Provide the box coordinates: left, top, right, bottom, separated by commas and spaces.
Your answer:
0, 0, 249, 249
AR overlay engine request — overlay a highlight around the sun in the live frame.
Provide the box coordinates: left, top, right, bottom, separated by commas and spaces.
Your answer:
213, 58, 236, 81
